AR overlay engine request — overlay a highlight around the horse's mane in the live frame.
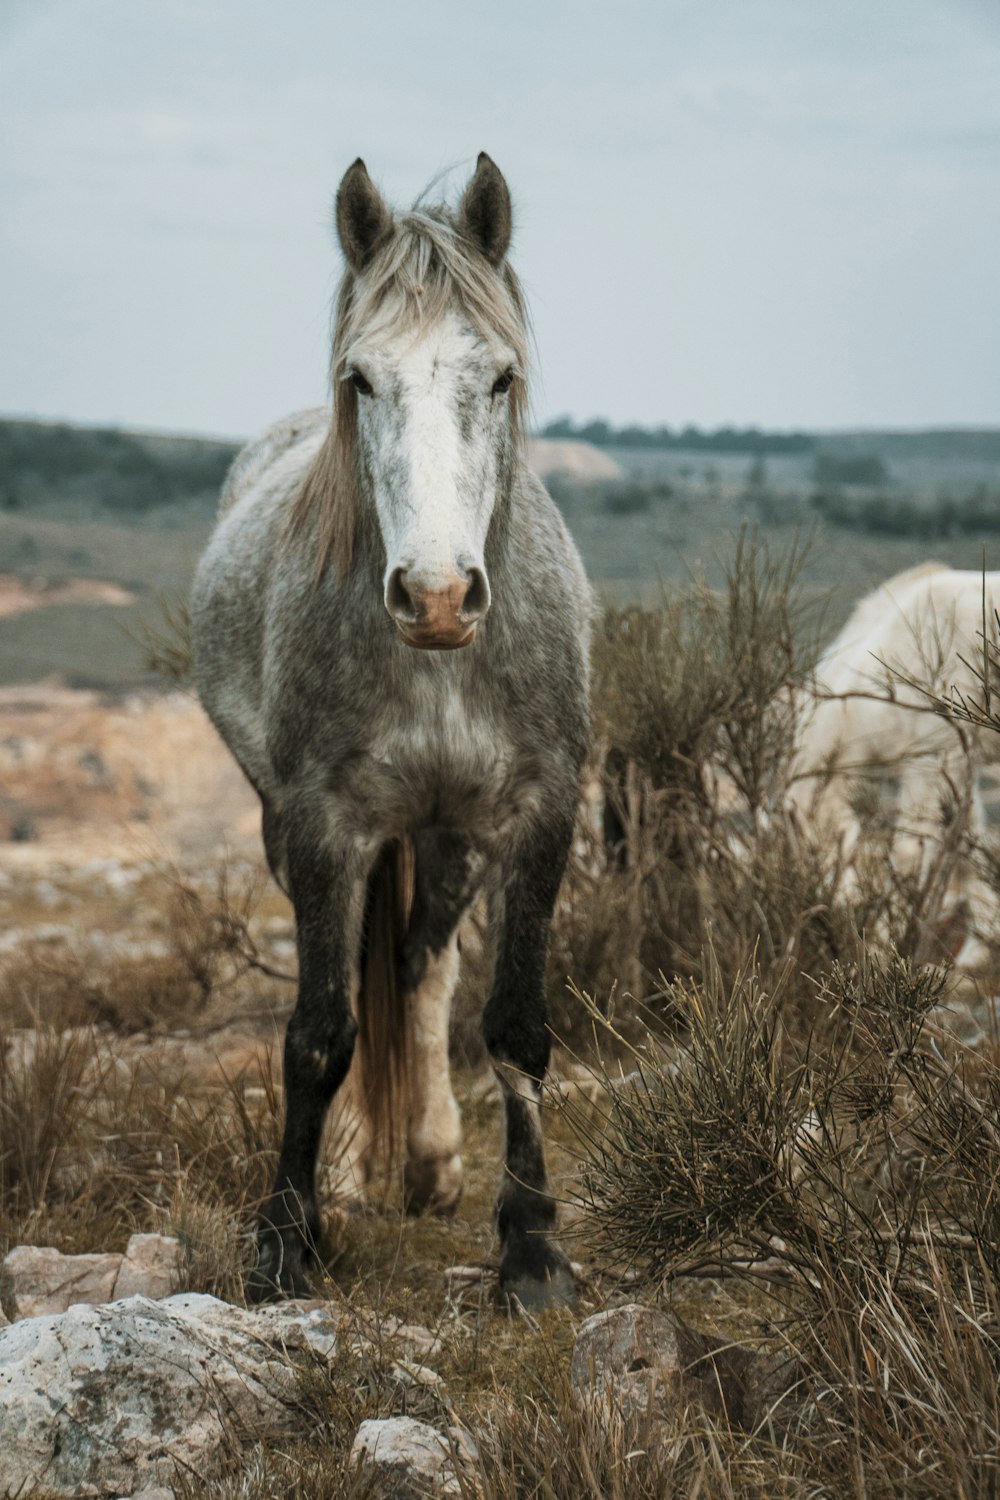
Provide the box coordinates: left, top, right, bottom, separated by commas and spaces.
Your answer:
289, 203, 531, 578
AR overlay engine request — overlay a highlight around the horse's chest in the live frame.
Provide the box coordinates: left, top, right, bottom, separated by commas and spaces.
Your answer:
360, 683, 529, 834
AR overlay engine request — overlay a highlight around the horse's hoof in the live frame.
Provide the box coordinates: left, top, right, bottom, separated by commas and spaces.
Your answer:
500, 1263, 577, 1313
498, 1246, 577, 1313
245, 1233, 314, 1304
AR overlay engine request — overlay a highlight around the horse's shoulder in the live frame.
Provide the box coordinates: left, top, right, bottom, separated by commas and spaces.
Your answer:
219, 407, 330, 516
513, 467, 594, 620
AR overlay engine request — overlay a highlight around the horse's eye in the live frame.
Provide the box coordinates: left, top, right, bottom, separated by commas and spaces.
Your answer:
492, 367, 515, 397
351, 370, 374, 397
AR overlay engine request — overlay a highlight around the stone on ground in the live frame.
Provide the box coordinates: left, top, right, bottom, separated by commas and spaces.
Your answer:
1, 1246, 122, 1321
113, 1232, 182, 1300
0, 1291, 339, 1496
350, 1415, 468, 1497
1, 1233, 181, 1320
571, 1302, 797, 1434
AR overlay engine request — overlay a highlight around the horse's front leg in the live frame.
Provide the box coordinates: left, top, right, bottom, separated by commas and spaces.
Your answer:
247, 823, 371, 1303
483, 807, 576, 1312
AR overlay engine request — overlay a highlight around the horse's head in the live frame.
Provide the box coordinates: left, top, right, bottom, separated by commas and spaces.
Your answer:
330, 155, 526, 650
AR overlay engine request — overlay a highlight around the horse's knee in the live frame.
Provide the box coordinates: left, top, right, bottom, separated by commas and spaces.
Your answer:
284, 1008, 357, 1102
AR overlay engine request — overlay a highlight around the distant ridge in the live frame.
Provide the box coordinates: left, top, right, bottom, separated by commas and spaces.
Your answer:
539, 416, 1000, 460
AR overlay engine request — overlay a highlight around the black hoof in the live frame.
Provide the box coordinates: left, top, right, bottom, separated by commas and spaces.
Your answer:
498, 1242, 577, 1313
245, 1228, 315, 1304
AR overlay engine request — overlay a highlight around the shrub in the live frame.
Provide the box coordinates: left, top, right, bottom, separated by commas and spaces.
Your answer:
814, 451, 889, 487
573, 950, 1000, 1494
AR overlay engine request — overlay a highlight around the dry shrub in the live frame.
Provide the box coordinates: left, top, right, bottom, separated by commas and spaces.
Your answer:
0, 864, 288, 1035
597, 529, 815, 815
574, 949, 1000, 1495
133, 590, 193, 684
547, 531, 843, 1046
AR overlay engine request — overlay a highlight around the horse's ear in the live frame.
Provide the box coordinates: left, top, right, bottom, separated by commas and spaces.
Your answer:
336, 159, 394, 273
458, 152, 512, 266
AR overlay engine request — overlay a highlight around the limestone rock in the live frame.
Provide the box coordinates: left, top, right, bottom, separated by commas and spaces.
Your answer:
1, 1245, 122, 1321
0, 1291, 339, 1495
1, 1234, 182, 1320
388, 1358, 445, 1391
571, 1302, 793, 1432
113, 1232, 182, 1300
350, 1416, 465, 1497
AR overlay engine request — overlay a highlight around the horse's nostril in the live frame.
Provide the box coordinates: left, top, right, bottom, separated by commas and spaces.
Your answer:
386, 567, 418, 622
461, 567, 490, 622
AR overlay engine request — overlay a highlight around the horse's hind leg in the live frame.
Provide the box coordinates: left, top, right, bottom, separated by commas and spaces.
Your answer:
484, 806, 576, 1312
248, 818, 372, 1302
403, 930, 463, 1213
400, 827, 483, 1215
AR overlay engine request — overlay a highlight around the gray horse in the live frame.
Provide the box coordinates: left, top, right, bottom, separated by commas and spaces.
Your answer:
191, 154, 592, 1308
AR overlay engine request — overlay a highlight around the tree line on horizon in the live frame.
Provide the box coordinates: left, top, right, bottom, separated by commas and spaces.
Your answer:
540, 415, 816, 454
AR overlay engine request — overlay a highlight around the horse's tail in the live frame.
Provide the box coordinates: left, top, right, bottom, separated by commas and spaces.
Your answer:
356, 837, 415, 1176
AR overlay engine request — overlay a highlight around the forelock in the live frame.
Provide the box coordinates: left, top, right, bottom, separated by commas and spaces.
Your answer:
333, 206, 530, 377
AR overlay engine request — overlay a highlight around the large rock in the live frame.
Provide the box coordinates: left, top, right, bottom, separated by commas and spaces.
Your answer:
571, 1303, 797, 1434
350, 1416, 468, 1497
1, 1232, 181, 1319
0, 1292, 339, 1496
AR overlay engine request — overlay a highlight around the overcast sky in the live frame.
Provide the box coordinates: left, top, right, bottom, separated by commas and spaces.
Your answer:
2, 0, 999, 438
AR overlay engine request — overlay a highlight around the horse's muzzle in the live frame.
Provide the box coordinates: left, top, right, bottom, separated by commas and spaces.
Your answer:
385, 566, 490, 650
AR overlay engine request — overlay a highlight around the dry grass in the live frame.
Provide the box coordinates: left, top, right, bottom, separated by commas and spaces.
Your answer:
132, 589, 194, 685
0, 1016, 282, 1282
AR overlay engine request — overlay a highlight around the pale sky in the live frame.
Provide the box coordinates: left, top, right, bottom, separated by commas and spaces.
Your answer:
2, 0, 999, 438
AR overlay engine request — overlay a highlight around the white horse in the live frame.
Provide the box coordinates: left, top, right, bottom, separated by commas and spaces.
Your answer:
787, 563, 1000, 962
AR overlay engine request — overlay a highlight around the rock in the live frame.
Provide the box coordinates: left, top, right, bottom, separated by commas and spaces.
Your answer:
1, 1245, 123, 1321
348, 1311, 442, 1359
388, 1358, 445, 1390
1, 1234, 182, 1320
570, 1303, 795, 1433
350, 1416, 465, 1497
114, 1233, 182, 1301
443, 1264, 494, 1288
0, 1292, 340, 1496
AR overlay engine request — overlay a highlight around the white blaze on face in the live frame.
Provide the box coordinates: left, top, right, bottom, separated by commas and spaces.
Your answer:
351, 309, 515, 641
